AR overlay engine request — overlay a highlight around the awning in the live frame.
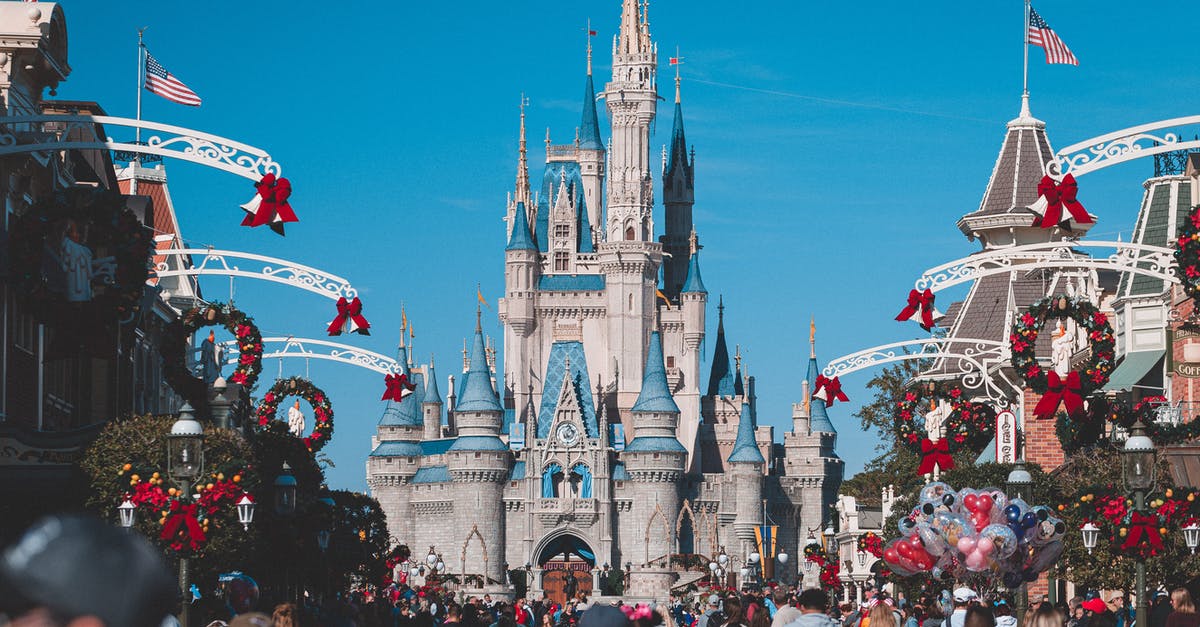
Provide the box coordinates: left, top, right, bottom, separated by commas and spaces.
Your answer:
1102, 350, 1165, 392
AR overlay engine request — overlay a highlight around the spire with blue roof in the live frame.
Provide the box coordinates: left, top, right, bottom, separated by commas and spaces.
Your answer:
706, 297, 737, 397
579, 28, 603, 152
507, 200, 536, 251
664, 65, 692, 184
682, 230, 706, 294
632, 331, 680, 414
379, 316, 423, 427
806, 319, 836, 434
727, 402, 765, 464
424, 354, 442, 405
455, 307, 503, 413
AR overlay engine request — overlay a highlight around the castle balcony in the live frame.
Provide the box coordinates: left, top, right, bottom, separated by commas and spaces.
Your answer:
534, 497, 600, 527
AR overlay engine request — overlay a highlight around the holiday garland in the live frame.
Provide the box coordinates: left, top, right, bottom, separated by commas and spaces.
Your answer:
160, 304, 264, 408
8, 187, 153, 327
1009, 296, 1116, 418
1062, 485, 1200, 560
803, 543, 841, 589
1174, 204, 1200, 301
118, 459, 257, 555
255, 376, 334, 452
1108, 396, 1200, 445
857, 531, 884, 558
893, 382, 996, 474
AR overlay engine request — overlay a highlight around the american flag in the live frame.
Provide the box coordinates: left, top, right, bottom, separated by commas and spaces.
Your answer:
144, 52, 202, 107
1028, 7, 1078, 66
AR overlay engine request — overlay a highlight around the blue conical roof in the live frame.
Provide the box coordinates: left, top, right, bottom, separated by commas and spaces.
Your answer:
665, 100, 690, 181
682, 251, 706, 294
580, 73, 603, 151
378, 344, 425, 427
707, 300, 737, 397
727, 402, 765, 464
631, 331, 680, 413
806, 355, 836, 434
506, 201, 536, 251
424, 358, 442, 405
456, 316, 502, 412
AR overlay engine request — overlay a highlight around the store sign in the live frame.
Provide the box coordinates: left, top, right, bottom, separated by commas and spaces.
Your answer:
0, 437, 81, 466
995, 410, 1017, 463
1176, 362, 1200, 379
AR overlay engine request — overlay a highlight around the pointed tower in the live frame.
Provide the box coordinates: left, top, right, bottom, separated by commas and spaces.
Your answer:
727, 402, 764, 551
675, 230, 708, 472
446, 310, 509, 583
422, 355, 444, 441
579, 31, 606, 242
604, 0, 657, 242
622, 330, 685, 570
661, 70, 695, 298
367, 324, 425, 542
503, 104, 540, 424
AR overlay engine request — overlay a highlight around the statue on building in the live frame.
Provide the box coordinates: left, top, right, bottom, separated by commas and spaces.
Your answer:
45, 219, 115, 303
1051, 320, 1075, 377
198, 330, 224, 384
288, 399, 305, 437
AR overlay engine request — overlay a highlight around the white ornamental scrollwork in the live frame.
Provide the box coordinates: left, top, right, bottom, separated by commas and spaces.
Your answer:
220, 337, 400, 375
822, 337, 1017, 408
1049, 114, 1200, 177
0, 115, 281, 181
155, 248, 358, 302
914, 240, 1176, 294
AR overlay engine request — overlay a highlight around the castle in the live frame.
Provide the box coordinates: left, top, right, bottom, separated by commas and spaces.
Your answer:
367, 0, 843, 601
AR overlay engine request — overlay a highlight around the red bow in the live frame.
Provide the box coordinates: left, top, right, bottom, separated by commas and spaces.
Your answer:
895, 289, 938, 330
1121, 512, 1164, 553
240, 173, 299, 235
1033, 370, 1084, 419
1034, 174, 1092, 229
381, 373, 416, 401
813, 375, 849, 406
160, 502, 206, 550
327, 297, 371, 336
917, 438, 954, 475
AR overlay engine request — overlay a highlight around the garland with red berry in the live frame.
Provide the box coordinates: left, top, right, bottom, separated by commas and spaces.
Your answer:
857, 531, 884, 558
1010, 296, 1116, 418
1174, 204, 1200, 300
803, 543, 842, 590
160, 304, 264, 409
255, 376, 334, 452
893, 382, 996, 455
1063, 485, 1200, 560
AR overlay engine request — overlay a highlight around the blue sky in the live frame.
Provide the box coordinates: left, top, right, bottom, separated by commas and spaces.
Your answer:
55, 1, 1200, 490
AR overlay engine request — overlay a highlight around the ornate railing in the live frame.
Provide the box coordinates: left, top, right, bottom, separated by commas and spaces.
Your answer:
219, 336, 399, 375
155, 249, 357, 302
1050, 115, 1200, 178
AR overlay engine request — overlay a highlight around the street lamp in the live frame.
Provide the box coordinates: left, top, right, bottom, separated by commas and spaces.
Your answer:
118, 499, 136, 529
1122, 420, 1157, 627
857, 549, 866, 568
317, 530, 331, 552
274, 462, 297, 516
166, 404, 204, 627
1080, 522, 1100, 554
1183, 523, 1200, 554
236, 495, 256, 531
804, 534, 818, 574
1007, 460, 1034, 622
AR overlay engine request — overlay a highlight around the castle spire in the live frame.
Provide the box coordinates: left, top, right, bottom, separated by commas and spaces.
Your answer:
806, 319, 836, 434
706, 297, 736, 397
580, 33, 603, 152
727, 402, 765, 464
514, 94, 532, 209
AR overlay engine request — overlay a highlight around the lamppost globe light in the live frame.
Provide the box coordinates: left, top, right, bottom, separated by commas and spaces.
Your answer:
804, 560, 813, 573
805, 533, 819, 547
317, 529, 331, 552
717, 552, 729, 566
273, 462, 298, 516
427, 549, 439, 566
410, 567, 420, 577
167, 403, 204, 482
709, 562, 719, 572
739, 567, 749, 578
1122, 421, 1157, 491
236, 495, 255, 531
857, 550, 866, 567
1080, 522, 1100, 554
1183, 523, 1200, 554
117, 499, 136, 528
749, 552, 760, 564
777, 552, 788, 564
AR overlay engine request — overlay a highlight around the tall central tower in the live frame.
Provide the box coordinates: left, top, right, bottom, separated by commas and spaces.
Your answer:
604, 0, 657, 242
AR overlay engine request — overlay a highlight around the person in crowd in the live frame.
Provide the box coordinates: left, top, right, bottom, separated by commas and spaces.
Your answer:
763, 589, 779, 619
1152, 592, 1173, 627
698, 595, 726, 627
867, 602, 899, 627
1167, 588, 1200, 627
0, 515, 177, 627
962, 606, 994, 627
723, 596, 749, 627
1108, 594, 1133, 627
783, 589, 837, 627
1082, 599, 1115, 627
445, 604, 464, 627
992, 601, 1015, 627
1026, 605, 1063, 627
773, 589, 802, 627
924, 600, 946, 627
272, 603, 300, 627
949, 590, 977, 627
749, 601, 772, 627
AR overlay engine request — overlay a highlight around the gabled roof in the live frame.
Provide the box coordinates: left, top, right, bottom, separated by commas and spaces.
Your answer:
632, 332, 681, 413
682, 251, 706, 294
538, 275, 605, 291
379, 346, 426, 427
506, 201, 537, 251
420, 439, 455, 456
537, 341, 599, 438
424, 358, 442, 405
664, 98, 692, 184
727, 402, 765, 464
1118, 175, 1190, 299
456, 317, 502, 413
612, 461, 630, 481
962, 106, 1054, 220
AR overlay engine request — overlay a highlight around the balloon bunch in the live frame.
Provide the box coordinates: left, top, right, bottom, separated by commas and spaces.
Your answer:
883, 482, 1065, 585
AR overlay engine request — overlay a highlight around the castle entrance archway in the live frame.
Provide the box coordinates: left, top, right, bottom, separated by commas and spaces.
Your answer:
537, 533, 595, 605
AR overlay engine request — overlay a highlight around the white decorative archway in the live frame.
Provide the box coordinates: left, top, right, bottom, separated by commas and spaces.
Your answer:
219, 336, 400, 375
912, 240, 1177, 295
1050, 115, 1200, 178
155, 248, 358, 302
0, 114, 280, 180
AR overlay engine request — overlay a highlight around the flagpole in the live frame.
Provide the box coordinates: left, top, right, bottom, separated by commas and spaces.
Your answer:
133, 28, 146, 194
1022, 0, 1030, 103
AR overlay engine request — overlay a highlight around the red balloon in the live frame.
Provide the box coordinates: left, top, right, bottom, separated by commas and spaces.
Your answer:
883, 548, 901, 564
897, 541, 914, 559
978, 494, 994, 512
963, 493, 979, 511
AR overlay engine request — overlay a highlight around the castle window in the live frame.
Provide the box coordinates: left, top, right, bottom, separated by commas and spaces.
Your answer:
554, 252, 569, 272
554, 224, 570, 239
474, 452, 482, 458
625, 226, 636, 240
666, 356, 675, 368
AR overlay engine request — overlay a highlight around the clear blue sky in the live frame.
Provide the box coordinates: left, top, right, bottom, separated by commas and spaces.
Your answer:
56, 1, 1200, 490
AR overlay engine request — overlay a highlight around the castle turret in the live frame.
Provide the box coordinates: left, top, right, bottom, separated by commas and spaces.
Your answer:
675, 230, 708, 472
661, 72, 695, 298
604, 0, 658, 240
727, 402, 764, 550
446, 310, 509, 582
502, 105, 540, 423
422, 354, 443, 440
579, 34, 605, 243
367, 330, 424, 543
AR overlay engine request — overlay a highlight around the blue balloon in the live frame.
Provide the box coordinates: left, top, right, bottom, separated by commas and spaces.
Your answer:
1004, 504, 1022, 524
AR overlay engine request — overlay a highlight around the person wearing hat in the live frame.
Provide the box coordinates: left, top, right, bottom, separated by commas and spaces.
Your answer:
949, 589, 977, 627
0, 515, 177, 627
698, 595, 725, 627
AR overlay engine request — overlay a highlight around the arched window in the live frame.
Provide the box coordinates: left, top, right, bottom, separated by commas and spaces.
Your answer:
569, 463, 593, 498
625, 226, 636, 240
542, 462, 563, 498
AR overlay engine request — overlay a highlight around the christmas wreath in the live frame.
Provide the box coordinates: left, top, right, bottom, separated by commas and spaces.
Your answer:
254, 376, 334, 452
894, 382, 996, 475
8, 187, 153, 328
1064, 485, 1200, 560
803, 543, 841, 590
118, 459, 256, 555
1105, 396, 1200, 445
160, 304, 264, 408
857, 531, 884, 558
1174, 204, 1200, 301
1010, 296, 1116, 419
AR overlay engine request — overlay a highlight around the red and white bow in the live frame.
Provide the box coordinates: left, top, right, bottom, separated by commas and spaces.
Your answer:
240, 173, 299, 236
1033, 370, 1084, 420
813, 374, 849, 406
327, 297, 371, 336
381, 373, 416, 402
917, 438, 954, 476
894, 289, 943, 331
1029, 174, 1092, 230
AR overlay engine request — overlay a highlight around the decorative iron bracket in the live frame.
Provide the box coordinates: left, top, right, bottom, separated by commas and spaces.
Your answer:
155, 248, 357, 302
220, 336, 400, 375
1050, 115, 1200, 178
